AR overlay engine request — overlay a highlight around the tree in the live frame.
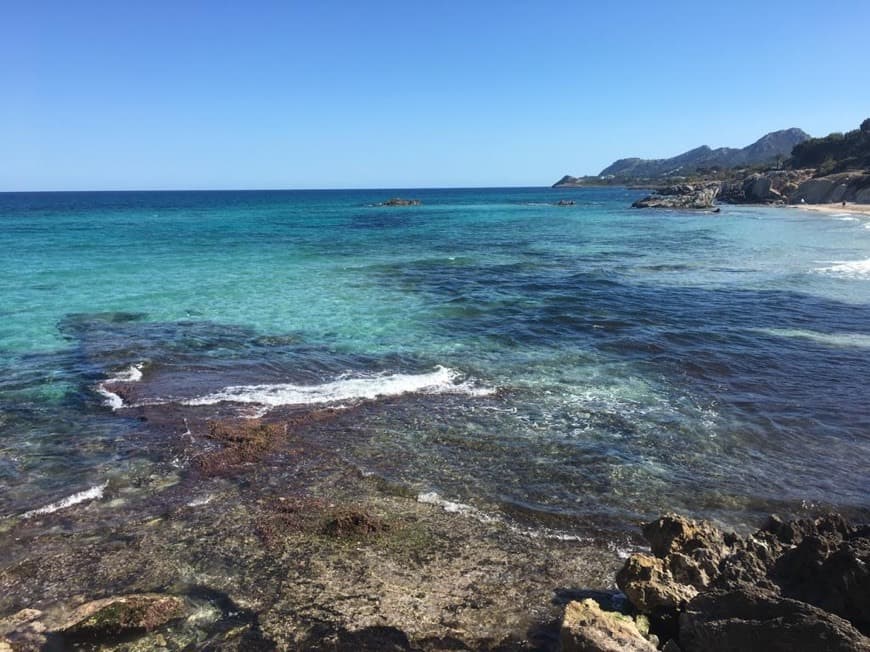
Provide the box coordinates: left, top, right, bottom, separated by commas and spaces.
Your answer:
861, 118, 870, 133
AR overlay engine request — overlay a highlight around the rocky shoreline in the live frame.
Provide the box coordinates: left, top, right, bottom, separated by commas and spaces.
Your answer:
562, 512, 870, 651
3, 466, 866, 652
629, 169, 870, 211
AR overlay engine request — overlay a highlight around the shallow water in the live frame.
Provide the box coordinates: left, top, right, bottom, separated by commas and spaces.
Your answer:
1, 188, 869, 537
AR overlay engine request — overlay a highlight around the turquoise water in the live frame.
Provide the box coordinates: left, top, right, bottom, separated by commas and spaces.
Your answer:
2, 188, 870, 533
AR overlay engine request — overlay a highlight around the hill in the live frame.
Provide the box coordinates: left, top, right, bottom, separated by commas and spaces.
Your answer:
788, 118, 870, 174
597, 128, 810, 178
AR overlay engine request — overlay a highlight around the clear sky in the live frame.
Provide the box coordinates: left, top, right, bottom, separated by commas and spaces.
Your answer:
3, 1, 869, 190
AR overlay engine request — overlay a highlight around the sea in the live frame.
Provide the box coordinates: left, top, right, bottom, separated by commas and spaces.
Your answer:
1, 187, 869, 540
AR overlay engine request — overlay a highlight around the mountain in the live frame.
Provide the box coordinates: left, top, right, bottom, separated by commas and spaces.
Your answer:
597, 128, 810, 179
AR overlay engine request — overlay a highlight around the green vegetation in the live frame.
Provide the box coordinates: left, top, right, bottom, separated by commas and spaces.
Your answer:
788, 118, 870, 175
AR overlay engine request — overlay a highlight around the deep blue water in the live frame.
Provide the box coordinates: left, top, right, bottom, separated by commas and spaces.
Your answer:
1, 187, 869, 535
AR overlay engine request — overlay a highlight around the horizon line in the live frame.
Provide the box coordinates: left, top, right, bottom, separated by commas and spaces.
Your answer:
0, 183, 571, 194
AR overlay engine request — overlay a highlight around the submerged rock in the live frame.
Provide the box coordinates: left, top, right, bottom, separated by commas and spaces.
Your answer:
560, 598, 656, 652
0, 609, 46, 651
56, 594, 186, 639
378, 198, 422, 206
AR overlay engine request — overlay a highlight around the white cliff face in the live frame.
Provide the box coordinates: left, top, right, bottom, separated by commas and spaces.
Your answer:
790, 172, 870, 204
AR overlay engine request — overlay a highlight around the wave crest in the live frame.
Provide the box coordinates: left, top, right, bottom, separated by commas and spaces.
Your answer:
182, 366, 494, 408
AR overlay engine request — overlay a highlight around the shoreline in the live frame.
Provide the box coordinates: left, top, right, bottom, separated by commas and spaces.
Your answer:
789, 202, 870, 216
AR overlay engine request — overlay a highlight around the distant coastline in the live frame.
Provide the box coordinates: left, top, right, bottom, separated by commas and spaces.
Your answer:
555, 118, 870, 209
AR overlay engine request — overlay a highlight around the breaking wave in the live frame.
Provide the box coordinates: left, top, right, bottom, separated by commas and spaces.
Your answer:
182, 366, 494, 408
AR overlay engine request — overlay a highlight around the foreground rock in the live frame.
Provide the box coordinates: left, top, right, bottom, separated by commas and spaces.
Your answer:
632, 183, 720, 210
560, 598, 656, 652
614, 513, 870, 650
680, 587, 870, 652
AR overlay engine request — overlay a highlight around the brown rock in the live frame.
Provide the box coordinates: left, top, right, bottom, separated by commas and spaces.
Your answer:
559, 599, 657, 652
643, 514, 728, 560
0, 609, 46, 652
616, 554, 698, 612
56, 594, 186, 639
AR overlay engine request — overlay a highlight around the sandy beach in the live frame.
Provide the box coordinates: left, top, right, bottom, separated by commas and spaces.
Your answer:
791, 202, 870, 216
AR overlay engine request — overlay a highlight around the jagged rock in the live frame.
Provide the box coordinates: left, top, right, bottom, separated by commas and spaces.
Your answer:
618, 515, 732, 612
643, 514, 728, 560
616, 554, 699, 612
56, 594, 186, 639
678, 588, 870, 652
560, 598, 657, 652
618, 512, 870, 650
632, 184, 720, 210
772, 524, 870, 634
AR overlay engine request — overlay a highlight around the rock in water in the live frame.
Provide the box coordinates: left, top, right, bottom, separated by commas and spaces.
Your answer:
632, 184, 720, 210
560, 599, 657, 652
379, 198, 422, 206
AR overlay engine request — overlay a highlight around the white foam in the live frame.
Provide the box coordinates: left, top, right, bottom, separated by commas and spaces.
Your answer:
183, 366, 494, 408
755, 328, 870, 349
417, 491, 497, 523
113, 364, 144, 382
96, 384, 126, 410
417, 491, 597, 543
22, 482, 108, 518
815, 258, 870, 279
96, 363, 145, 410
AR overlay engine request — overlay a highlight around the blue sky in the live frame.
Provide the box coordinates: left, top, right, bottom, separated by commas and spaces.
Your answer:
3, 1, 869, 190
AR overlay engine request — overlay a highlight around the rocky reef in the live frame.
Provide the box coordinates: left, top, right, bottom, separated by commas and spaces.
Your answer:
560, 513, 870, 651
378, 198, 422, 206
1, 408, 867, 650
0, 414, 622, 651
